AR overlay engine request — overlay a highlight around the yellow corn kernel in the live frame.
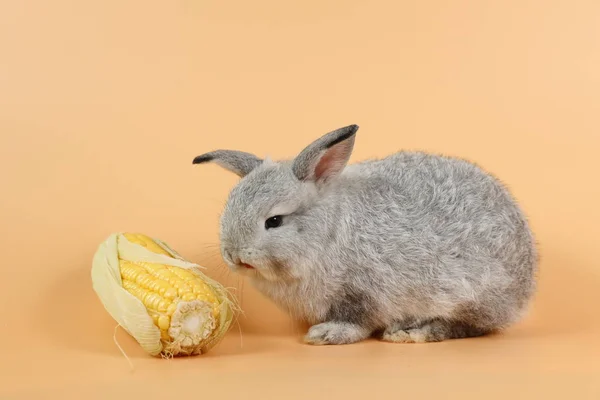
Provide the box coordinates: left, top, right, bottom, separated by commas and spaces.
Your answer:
157, 299, 169, 313
181, 292, 196, 301
157, 315, 170, 330
123, 233, 171, 256
156, 270, 175, 280
164, 288, 178, 299
141, 263, 167, 274
170, 267, 196, 281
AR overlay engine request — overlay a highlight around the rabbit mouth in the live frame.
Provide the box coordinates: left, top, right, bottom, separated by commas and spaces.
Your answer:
240, 263, 255, 269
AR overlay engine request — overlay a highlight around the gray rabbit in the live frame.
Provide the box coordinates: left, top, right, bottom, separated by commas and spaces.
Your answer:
192, 125, 538, 345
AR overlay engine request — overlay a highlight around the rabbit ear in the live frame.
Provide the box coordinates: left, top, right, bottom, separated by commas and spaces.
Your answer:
193, 150, 263, 177
292, 124, 359, 183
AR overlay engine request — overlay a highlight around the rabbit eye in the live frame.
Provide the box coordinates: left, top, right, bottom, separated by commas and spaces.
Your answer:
265, 215, 283, 229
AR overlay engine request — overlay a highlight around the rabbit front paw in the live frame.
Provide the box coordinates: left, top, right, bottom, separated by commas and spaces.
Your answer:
304, 321, 370, 345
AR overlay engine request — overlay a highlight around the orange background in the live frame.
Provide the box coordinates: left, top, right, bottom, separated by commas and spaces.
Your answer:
1, 0, 599, 398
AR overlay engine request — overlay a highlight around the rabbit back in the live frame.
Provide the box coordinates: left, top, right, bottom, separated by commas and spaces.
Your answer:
294, 150, 538, 331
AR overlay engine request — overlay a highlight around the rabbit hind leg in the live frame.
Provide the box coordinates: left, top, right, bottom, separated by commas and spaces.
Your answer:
381, 318, 490, 343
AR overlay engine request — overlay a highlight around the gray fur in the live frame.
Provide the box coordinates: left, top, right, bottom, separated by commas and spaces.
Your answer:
193, 124, 538, 345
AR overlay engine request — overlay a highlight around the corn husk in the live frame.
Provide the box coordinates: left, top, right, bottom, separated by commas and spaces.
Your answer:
91, 232, 236, 357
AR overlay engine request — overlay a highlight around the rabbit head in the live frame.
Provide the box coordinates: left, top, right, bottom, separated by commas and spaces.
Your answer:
192, 124, 358, 282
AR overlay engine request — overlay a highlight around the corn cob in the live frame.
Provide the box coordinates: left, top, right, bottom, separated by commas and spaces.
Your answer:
91, 232, 236, 357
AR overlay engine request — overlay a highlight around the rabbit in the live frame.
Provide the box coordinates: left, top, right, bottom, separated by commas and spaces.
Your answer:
192, 124, 538, 345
